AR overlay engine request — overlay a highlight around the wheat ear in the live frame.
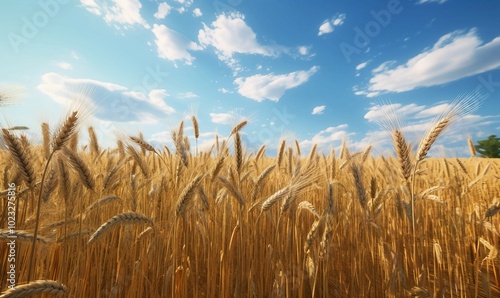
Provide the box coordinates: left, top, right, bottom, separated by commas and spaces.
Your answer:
251, 163, 276, 202
130, 136, 156, 153
210, 156, 225, 181
0, 230, 53, 244
1, 129, 36, 188
467, 136, 476, 157
230, 120, 247, 136
191, 115, 199, 155
234, 132, 242, 174
393, 130, 412, 182
176, 174, 206, 216
88, 211, 153, 243
277, 140, 286, 168
41, 122, 50, 159
88, 126, 100, 157
62, 147, 94, 190
127, 145, 149, 178
218, 176, 245, 206
51, 111, 78, 151
0, 280, 67, 298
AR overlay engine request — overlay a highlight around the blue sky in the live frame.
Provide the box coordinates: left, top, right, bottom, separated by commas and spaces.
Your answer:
1, 0, 500, 157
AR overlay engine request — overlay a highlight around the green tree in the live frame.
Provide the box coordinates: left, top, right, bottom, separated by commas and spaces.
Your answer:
475, 135, 500, 158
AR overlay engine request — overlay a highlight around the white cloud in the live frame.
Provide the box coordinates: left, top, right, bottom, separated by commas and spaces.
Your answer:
80, 0, 150, 29
234, 66, 319, 102
193, 8, 202, 17
152, 24, 202, 65
318, 13, 346, 36
414, 103, 450, 118
364, 103, 425, 124
318, 22, 334, 36
298, 99, 495, 157
417, 0, 447, 4
198, 13, 287, 72
177, 91, 198, 99
298, 46, 309, 55
199, 13, 276, 57
364, 29, 500, 95
154, 2, 171, 19
218, 88, 232, 94
38, 72, 175, 124
57, 62, 72, 70
300, 124, 350, 152
312, 105, 326, 115
356, 61, 369, 71
210, 112, 234, 124
362, 100, 494, 157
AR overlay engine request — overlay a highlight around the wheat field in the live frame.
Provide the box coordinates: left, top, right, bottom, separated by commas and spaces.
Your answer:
0, 109, 499, 297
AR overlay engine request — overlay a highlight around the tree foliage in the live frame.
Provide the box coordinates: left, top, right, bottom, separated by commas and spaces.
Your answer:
475, 135, 500, 158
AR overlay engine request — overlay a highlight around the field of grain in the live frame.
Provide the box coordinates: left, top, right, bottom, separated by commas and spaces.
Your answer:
0, 111, 499, 297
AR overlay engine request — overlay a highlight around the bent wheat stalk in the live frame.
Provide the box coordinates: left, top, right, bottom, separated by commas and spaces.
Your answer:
27, 111, 79, 282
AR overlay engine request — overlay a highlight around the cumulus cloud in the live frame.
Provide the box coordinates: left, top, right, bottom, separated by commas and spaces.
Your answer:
80, 0, 150, 29
312, 105, 326, 115
210, 112, 234, 124
318, 13, 346, 36
363, 29, 500, 95
154, 2, 171, 19
199, 13, 278, 57
38, 72, 175, 124
198, 13, 288, 72
193, 8, 202, 17
300, 124, 351, 152
152, 24, 202, 65
300, 98, 494, 157
57, 62, 72, 70
355, 61, 369, 71
362, 100, 493, 156
298, 46, 309, 55
234, 66, 319, 102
